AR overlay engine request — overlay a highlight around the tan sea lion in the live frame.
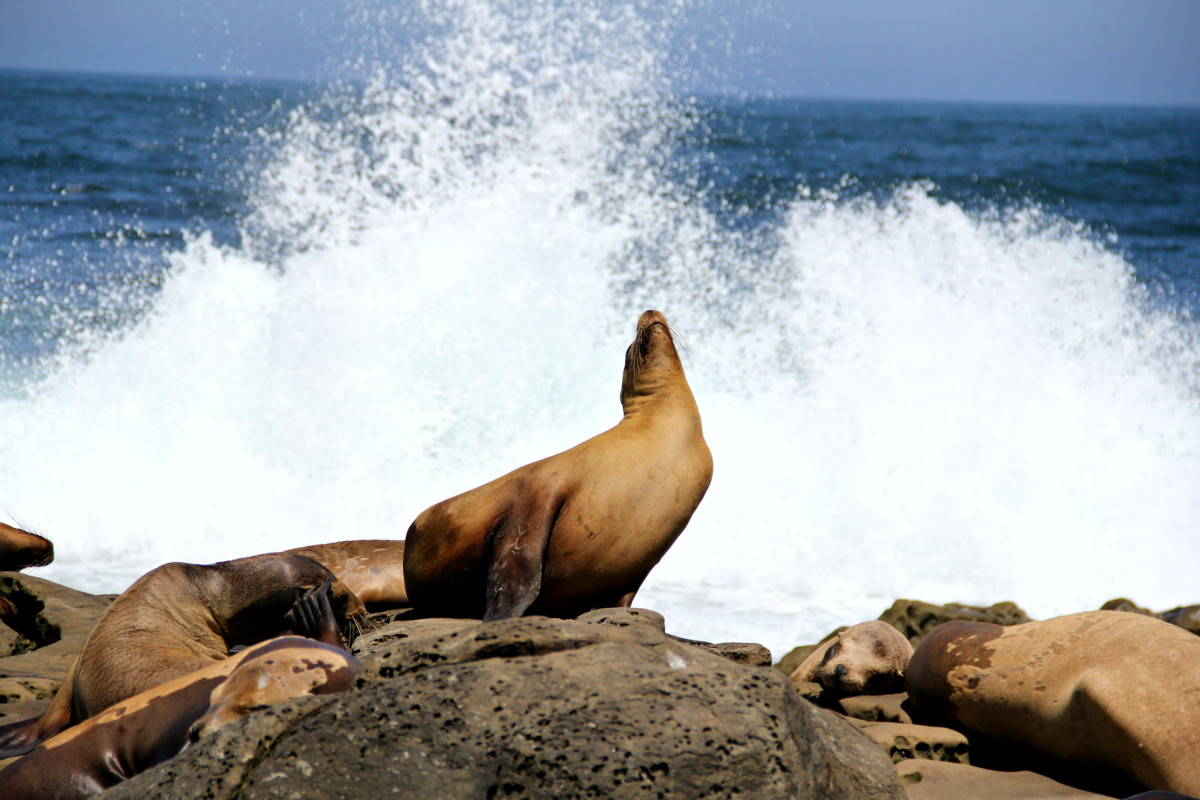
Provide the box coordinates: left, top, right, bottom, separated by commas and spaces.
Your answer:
788, 620, 914, 696
0, 636, 360, 800
0, 553, 364, 758
906, 611, 1200, 795
0, 522, 53, 572
281, 539, 408, 608
404, 309, 713, 620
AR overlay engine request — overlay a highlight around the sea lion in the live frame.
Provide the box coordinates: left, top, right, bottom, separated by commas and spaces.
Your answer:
788, 620, 913, 696
281, 539, 408, 608
0, 636, 360, 800
0, 522, 53, 572
0, 553, 364, 758
404, 309, 713, 620
906, 611, 1200, 795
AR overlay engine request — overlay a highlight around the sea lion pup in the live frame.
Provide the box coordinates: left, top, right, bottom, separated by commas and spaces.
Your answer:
0, 636, 361, 800
404, 309, 713, 621
0, 553, 364, 758
280, 539, 408, 608
906, 611, 1200, 795
788, 620, 913, 696
0, 522, 53, 571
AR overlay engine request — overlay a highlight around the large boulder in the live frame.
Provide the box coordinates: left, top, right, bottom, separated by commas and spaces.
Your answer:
104, 613, 906, 799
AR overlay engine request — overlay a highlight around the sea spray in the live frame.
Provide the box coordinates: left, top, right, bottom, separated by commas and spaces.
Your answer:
1, 1, 1199, 658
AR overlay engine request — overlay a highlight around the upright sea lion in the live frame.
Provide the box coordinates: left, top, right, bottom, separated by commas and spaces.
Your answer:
0, 553, 363, 758
906, 611, 1200, 795
281, 539, 408, 608
0, 636, 361, 800
789, 620, 914, 696
0, 522, 53, 572
404, 310, 713, 620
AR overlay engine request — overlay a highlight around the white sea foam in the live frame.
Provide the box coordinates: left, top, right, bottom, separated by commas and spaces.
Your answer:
2, 0, 1199, 658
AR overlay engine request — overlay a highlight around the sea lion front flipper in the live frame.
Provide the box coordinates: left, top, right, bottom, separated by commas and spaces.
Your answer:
0, 658, 79, 758
284, 576, 343, 648
483, 494, 560, 622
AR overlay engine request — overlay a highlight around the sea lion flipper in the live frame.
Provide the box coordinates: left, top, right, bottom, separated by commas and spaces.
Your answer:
284, 576, 343, 648
483, 495, 559, 622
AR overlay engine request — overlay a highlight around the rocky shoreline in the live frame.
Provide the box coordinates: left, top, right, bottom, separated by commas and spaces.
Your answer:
1, 571, 1196, 799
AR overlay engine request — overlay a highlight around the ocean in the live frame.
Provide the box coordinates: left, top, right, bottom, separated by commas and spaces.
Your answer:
3, 3, 1199, 658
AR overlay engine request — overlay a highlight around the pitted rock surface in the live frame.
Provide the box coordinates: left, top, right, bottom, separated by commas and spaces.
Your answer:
103, 614, 905, 800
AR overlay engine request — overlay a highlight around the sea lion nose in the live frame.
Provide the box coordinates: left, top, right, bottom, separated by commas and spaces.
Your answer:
833, 664, 848, 680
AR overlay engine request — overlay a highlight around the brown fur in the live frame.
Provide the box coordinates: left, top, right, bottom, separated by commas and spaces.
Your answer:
0, 522, 53, 571
907, 612, 1200, 795
0, 637, 360, 799
280, 539, 408, 608
789, 620, 913, 696
403, 310, 713, 620
0, 553, 363, 758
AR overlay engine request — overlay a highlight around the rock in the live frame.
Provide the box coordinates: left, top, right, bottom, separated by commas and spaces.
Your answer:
0, 572, 114, 683
349, 615, 478, 656
576, 606, 666, 632
1160, 604, 1200, 635
896, 759, 1113, 799
850, 720, 969, 764
877, 600, 1031, 647
106, 614, 907, 800
838, 693, 913, 725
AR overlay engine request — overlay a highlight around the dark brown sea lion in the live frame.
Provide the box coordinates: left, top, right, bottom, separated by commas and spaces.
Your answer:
281, 539, 408, 608
906, 611, 1200, 795
404, 310, 713, 621
0, 635, 360, 800
788, 620, 913, 696
0, 553, 364, 758
0, 522, 53, 572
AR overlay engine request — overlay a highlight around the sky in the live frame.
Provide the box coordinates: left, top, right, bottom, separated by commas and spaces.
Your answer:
0, 0, 1198, 106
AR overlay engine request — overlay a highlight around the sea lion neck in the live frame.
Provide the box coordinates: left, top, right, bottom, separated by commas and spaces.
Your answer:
619, 310, 692, 411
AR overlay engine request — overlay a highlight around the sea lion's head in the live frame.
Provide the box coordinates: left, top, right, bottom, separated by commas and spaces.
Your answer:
621, 310, 685, 404
0, 523, 54, 571
812, 620, 914, 696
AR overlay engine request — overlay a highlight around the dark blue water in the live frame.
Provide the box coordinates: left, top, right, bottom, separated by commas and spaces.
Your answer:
692, 98, 1200, 301
2, 68, 1199, 393
1, 71, 310, 377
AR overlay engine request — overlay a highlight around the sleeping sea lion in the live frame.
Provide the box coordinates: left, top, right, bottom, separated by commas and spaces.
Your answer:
404, 310, 713, 620
906, 611, 1200, 795
789, 620, 914, 696
0, 635, 360, 800
0, 553, 363, 758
